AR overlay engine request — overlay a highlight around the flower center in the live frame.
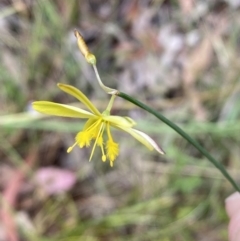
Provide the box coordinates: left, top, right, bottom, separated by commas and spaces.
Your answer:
67, 95, 119, 166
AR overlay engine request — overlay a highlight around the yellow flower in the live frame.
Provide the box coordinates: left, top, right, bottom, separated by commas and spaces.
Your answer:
32, 84, 164, 166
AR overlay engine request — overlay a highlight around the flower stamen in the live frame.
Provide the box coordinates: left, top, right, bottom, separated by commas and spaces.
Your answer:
97, 135, 107, 162
89, 122, 105, 161
106, 123, 119, 166
67, 142, 78, 153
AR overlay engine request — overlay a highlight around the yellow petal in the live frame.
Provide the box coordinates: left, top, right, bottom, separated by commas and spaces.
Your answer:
32, 101, 94, 118
115, 126, 165, 154
104, 116, 136, 128
57, 83, 101, 116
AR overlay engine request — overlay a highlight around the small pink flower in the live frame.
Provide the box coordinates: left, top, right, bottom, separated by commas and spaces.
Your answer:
34, 167, 76, 195
225, 192, 240, 241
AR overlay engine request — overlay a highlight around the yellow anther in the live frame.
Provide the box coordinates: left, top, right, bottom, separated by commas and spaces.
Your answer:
67, 142, 78, 153
102, 155, 106, 162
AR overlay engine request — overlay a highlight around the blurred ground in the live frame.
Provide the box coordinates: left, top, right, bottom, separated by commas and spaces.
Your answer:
1, 0, 240, 240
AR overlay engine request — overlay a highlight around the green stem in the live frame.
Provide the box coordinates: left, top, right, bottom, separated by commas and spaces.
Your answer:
118, 91, 240, 192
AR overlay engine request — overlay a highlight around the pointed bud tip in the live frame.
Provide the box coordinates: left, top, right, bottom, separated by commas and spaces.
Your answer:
74, 29, 79, 38
156, 147, 165, 155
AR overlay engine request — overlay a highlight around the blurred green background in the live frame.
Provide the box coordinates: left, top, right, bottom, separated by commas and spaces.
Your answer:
1, 0, 240, 240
